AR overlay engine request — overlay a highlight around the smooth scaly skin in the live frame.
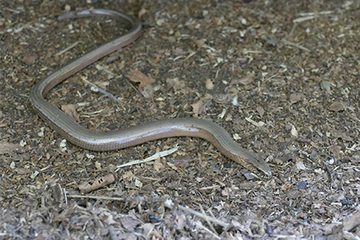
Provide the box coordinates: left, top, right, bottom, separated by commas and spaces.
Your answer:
29, 9, 272, 177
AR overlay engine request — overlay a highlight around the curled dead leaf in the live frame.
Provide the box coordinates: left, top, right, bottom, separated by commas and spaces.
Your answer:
61, 104, 79, 121
126, 68, 156, 98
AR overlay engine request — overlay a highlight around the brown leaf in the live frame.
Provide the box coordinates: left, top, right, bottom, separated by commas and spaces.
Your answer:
21, 53, 37, 65
126, 68, 155, 98
229, 72, 255, 87
0, 142, 18, 155
166, 77, 186, 92
93, 80, 110, 89
195, 39, 205, 48
331, 130, 353, 141
191, 99, 205, 115
140, 84, 154, 98
61, 104, 79, 121
120, 216, 141, 231
148, 55, 161, 66
17, 168, 32, 175
256, 106, 265, 118
329, 145, 341, 159
343, 209, 360, 231
104, 214, 118, 225
191, 95, 213, 115
153, 158, 165, 171
290, 93, 305, 104
205, 78, 214, 90
329, 101, 345, 112
173, 47, 187, 55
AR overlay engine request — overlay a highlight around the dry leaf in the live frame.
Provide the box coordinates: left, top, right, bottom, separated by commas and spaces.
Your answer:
148, 55, 161, 66
51, 183, 64, 203
229, 72, 255, 87
290, 93, 305, 104
120, 216, 142, 231
134, 179, 143, 188
126, 68, 155, 98
295, 160, 306, 170
343, 209, 360, 231
195, 39, 205, 48
205, 79, 214, 90
95, 161, 101, 170
121, 171, 134, 181
153, 158, 165, 171
331, 130, 352, 141
93, 80, 110, 89
167, 162, 178, 171
329, 145, 341, 159
104, 214, 118, 225
0, 142, 18, 155
191, 99, 205, 114
61, 104, 79, 121
21, 53, 37, 65
140, 85, 154, 98
166, 77, 186, 92
291, 124, 298, 137
256, 106, 265, 118
245, 117, 265, 127
320, 81, 332, 91
173, 47, 187, 55
329, 101, 345, 112
138, 8, 148, 19
274, 158, 284, 165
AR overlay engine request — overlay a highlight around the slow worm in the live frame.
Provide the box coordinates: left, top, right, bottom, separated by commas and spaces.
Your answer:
29, 9, 272, 177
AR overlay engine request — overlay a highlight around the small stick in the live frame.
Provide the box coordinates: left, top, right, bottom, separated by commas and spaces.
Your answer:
67, 195, 124, 201
115, 147, 178, 171
81, 76, 120, 102
163, 199, 229, 228
198, 204, 219, 237
55, 42, 79, 56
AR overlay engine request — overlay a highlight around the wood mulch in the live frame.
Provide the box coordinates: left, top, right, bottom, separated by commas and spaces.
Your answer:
0, 0, 359, 239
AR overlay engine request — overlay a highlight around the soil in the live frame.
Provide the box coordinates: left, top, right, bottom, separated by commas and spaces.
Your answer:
1, 0, 360, 239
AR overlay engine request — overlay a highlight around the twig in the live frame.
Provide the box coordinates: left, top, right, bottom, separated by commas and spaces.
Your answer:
81, 76, 120, 102
115, 147, 178, 171
67, 195, 124, 201
281, 39, 310, 52
55, 42, 79, 56
178, 205, 229, 228
198, 204, 219, 237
